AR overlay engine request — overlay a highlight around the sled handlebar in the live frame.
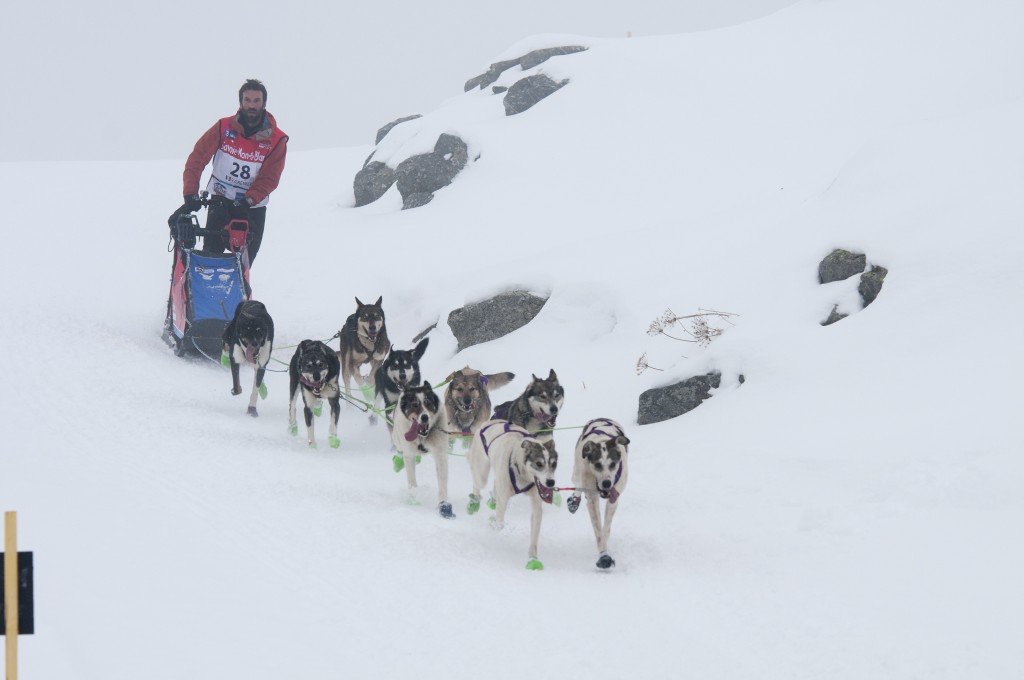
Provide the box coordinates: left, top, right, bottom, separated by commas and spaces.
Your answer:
169, 211, 250, 253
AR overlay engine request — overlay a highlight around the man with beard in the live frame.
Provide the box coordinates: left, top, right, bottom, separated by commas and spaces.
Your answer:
181, 79, 288, 265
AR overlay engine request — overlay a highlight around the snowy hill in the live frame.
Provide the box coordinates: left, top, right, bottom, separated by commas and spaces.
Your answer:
1, 0, 1022, 678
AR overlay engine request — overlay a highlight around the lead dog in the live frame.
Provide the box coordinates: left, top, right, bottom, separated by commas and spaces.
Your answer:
335, 296, 389, 396
288, 340, 341, 449
444, 366, 515, 448
567, 418, 630, 570
391, 379, 454, 519
467, 419, 559, 570
491, 369, 564, 441
221, 300, 274, 417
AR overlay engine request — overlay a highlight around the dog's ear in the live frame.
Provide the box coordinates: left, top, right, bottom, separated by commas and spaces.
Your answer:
543, 439, 557, 454
375, 296, 383, 307
413, 337, 429, 359
522, 440, 542, 456
547, 369, 558, 382
615, 435, 631, 447
422, 379, 431, 388
354, 296, 363, 308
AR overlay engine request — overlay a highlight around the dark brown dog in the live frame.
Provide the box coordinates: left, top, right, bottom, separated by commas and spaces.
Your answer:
335, 296, 389, 394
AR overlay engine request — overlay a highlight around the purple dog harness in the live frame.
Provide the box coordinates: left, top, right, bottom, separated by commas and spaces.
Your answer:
581, 418, 624, 503
479, 421, 537, 495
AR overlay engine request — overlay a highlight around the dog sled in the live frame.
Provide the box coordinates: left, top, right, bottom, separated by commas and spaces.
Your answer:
162, 197, 252, 359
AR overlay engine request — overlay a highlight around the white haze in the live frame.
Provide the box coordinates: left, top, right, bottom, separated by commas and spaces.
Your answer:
1, 0, 1023, 678
2, 0, 795, 161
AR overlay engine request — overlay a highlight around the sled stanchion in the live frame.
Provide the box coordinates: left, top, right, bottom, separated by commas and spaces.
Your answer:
4, 511, 18, 680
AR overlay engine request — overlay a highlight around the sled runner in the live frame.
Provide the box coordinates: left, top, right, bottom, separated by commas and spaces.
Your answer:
162, 197, 251, 359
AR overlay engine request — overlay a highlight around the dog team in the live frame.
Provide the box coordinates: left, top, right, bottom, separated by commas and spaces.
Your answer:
220, 296, 631, 571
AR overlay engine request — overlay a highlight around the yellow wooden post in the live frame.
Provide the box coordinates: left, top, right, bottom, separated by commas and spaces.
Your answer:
4, 511, 16, 680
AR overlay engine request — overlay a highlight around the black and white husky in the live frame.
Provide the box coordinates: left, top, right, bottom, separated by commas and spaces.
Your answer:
467, 419, 559, 570
288, 340, 341, 449
373, 337, 429, 431
390, 379, 454, 519
491, 369, 564, 441
567, 418, 630, 570
222, 300, 274, 417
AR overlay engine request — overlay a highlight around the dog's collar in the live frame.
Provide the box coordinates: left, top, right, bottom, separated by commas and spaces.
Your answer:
509, 462, 535, 496
604, 465, 624, 504
509, 463, 556, 504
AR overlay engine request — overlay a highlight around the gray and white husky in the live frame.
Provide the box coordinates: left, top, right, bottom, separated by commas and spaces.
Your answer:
567, 418, 630, 570
467, 418, 559, 570
490, 369, 564, 441
391, 380, 454, 519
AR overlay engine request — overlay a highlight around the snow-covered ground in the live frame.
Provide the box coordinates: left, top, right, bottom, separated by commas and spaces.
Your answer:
1, 0, 1022, 677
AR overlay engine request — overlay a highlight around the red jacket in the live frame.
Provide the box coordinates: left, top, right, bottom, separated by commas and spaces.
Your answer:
183, 111, 288, 206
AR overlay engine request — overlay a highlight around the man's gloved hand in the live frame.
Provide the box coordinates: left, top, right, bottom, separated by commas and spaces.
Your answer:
183, 194, 203, 212
230, 196, 253, 219
167, 206, 188, 229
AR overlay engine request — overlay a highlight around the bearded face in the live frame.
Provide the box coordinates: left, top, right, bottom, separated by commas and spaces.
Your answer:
240, 89, 266, 127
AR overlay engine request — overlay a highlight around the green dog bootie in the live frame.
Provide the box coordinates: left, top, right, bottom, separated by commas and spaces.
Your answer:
486, 497, 496, 510
552, 491, 563, 507
526, 558, 544, 571
288, 423, 298, 436
360, 384, 375, 402
312, 400, 323, 418
328, 434, 340, 449
220, 351, 230, 367
392, 454, 405, 473
467, 494, 481, 515
258, 383, 268, 400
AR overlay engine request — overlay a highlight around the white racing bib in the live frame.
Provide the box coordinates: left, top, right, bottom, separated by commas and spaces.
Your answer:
205, 118, 283, 207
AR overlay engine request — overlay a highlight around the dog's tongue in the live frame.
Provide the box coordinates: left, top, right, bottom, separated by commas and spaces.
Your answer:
404, 421, 419, 442
608, 487, 620, 504
245, 345, 258, 364
537, 483, 554, 504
